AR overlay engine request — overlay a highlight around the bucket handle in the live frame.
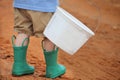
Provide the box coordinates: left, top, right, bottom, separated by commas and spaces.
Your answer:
60, 0, 101, 33
86, 0, 101, 32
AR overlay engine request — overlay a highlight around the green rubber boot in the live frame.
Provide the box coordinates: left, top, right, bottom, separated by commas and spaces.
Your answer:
12, 35, 34, 76
42, 41, 66, 78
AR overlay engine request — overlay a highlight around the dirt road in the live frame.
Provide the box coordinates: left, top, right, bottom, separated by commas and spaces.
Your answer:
0, 0, 120, 80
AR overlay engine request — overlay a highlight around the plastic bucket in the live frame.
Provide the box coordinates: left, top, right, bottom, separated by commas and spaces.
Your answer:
43, 7, 95, 55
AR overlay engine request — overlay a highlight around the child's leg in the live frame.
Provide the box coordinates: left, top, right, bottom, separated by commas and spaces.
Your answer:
12, 33, 34, 76
42, 38, 66, 78
43, 37, 55, 51
15, 33, 29, 46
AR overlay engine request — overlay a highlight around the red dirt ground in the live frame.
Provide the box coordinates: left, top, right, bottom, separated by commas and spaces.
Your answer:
0, 0, 120, 80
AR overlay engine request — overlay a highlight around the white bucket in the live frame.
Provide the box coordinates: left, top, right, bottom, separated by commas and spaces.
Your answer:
43, 7, 95, 55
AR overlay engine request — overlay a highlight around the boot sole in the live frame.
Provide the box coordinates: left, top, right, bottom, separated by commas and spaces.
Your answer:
46, 70, 66, 78
12, 70, 34, 76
